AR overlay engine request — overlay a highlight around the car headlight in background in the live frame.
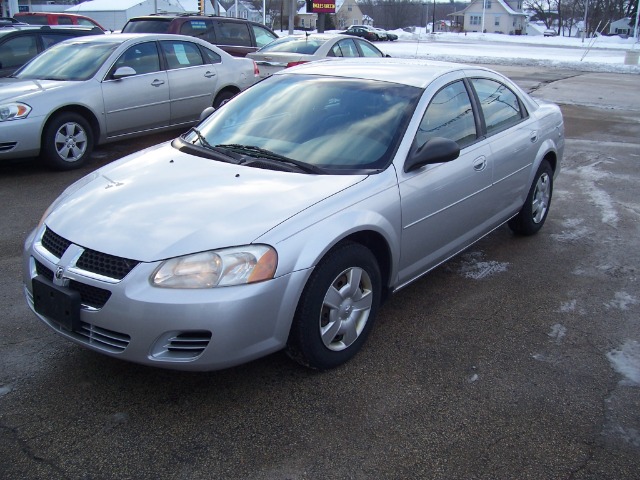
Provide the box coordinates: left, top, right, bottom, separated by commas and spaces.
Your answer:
152, 245, 278, 288
0, 103, 31, 121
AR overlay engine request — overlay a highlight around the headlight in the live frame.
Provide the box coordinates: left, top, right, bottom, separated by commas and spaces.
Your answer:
152, 245, 278, 288
0, 103, 31, 122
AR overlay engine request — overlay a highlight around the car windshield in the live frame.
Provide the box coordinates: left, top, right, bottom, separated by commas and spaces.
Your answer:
15, 40, 118, 80
257, 36, 328, 54
122, 19, 170, 33
186, 74, 421, 173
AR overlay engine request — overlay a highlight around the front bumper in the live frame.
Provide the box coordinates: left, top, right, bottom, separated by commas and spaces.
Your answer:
0, 115, 44, 159
23, 225, 310, 371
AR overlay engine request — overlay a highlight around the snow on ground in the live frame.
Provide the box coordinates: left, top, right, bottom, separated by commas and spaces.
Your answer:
291, 28, 640, 74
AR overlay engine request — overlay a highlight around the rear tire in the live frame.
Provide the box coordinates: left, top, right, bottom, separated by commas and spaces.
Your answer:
286, 242, 381, 370
213, 90, 236, 109
508, 160, 553, 235
41, 112, 93, 171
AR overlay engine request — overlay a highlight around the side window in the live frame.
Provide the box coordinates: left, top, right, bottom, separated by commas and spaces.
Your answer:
161, 40, 204, 69
355, 39, 383, 57
201, 46, 221, 65
252, 25, 277, 48
334, 39, 358, 57
217, 21, 251, 47
180, 20, 216, 45
0, 35, 38, 69
471, 78, 524, 135
58, 17, 74, 25
113, 42, 160, 76
41, 33, 75, 49
77, 19, 97, 27
416, 81, 477, 149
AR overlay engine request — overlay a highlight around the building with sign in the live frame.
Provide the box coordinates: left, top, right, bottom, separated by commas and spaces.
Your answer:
297, 0, 367, 30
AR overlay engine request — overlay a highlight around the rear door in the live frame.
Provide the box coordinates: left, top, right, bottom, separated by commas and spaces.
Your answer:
160, 39, 218, 125
213, 20, 253, 57
101, 41, 171, 137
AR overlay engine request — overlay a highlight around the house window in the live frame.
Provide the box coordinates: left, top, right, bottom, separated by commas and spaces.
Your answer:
348, 4, 352, 11
242, 10, 248, 19
470, 15, 481, 25
484, 0, 492, 8
301, 19, 305, 27
494, 16, 500, 26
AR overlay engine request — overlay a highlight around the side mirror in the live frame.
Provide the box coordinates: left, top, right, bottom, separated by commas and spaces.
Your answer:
199, 106, 215, 122
112, 66, 136, 79
404, 137, 460, 173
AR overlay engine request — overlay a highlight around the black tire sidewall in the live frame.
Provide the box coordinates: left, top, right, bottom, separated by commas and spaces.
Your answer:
213, 91, 236, 109
287, 243, 381, 370
42, 112, 93, 171
509, 160, 553, 235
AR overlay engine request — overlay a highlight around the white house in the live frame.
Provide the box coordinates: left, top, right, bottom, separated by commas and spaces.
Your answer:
64, 0, 190, 31
461, 0, 527, 35
226, 1, 262, 23
609, 17, 633, 36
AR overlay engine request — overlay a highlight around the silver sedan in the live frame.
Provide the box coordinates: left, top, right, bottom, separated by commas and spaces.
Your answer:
0, 33, 258, 170
23, 59, 564, 371
247, 33, 386, 79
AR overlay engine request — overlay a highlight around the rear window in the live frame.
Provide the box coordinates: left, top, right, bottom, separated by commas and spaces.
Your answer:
19, 15, 48, 25
258, 37, 326, 54
122, 19, 171, 34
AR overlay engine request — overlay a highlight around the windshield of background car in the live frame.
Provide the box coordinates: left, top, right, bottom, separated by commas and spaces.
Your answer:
122, 19, 170, 33
257, 37, 327, 54
187, 74, 422, 172
15, 40, 118, 80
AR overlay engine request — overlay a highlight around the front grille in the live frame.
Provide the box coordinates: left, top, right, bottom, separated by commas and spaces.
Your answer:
76, 322, 130, 353
41, 227, 140, 280
76, 249, 139, 280
69, 280, 111, 309
42, 227, 71, 259
34, 259, 111, 309
35, 259, 54, 281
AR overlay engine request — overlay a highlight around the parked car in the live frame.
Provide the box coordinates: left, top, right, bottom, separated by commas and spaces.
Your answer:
341, 25, 381, 41
23, 58, 564, 372
543, 29, 557, 37
0, 25, 104, 77
0, 33, 258, 170
1, 16, 27, 27
373, 28, 388, 41
247, 33, 387, 79
384, 30, 399, 41
14, 12, 107, 31
121, 14, 278, 57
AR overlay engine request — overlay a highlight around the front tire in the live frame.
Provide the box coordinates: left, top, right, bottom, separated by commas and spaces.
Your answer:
41, 112, 93, 171
286, 242, 381, 370
508, 160, 553, 235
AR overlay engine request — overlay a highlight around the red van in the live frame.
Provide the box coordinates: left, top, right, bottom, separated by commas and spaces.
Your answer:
14, 12, 107, 31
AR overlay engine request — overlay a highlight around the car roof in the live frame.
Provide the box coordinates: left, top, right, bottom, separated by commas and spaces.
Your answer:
54, 32, 221, 46
0, 25, 102, 37
280, 58, 485, 89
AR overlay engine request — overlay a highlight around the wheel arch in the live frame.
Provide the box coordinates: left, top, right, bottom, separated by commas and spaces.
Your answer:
213, 86, 241, 106
42, 105, 101, 146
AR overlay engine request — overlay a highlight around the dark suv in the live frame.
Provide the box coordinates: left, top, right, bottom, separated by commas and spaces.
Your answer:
0, 25, 103, 77
121, 14, 278, 57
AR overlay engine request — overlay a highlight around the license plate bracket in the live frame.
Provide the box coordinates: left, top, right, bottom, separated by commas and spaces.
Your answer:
32, 276, 81, 332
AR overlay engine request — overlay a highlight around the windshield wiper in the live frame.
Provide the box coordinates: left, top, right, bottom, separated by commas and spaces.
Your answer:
180, 128, 243, 163
215, 144, 324, 174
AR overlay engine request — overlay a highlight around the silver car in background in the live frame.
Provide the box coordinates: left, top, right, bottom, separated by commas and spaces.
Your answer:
0, 33, 258, 170
247, 33, 387, 79
23, 59, 564, 371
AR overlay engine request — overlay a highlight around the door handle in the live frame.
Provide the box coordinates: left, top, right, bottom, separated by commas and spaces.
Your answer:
204, 71, 216, 78
530, 130, 538, 143
473, 156, 487, 172
151, 79, 165, 87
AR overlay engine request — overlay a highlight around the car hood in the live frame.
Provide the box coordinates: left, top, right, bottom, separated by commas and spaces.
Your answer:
44, 143, 366, 262
0, 78, 67, 102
